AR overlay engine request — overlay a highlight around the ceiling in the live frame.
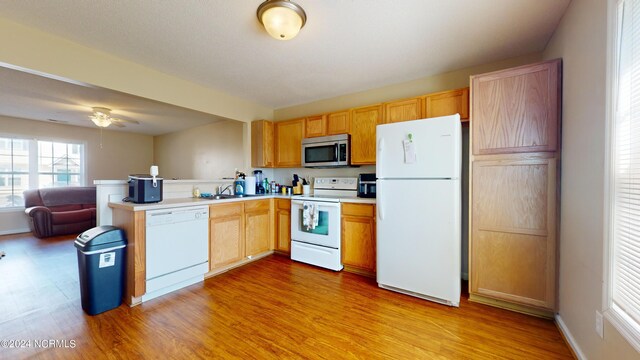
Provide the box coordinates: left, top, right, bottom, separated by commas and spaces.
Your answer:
0, 66, 228, 136
0, 0, 571, 134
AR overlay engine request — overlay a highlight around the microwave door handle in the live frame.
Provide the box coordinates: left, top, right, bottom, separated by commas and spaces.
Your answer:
334, 143, 339, 161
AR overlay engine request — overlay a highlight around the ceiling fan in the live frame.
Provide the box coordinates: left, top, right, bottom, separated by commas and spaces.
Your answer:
89, 107, 139, 128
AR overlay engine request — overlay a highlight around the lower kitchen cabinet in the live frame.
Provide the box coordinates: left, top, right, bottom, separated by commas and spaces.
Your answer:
274, 198, 291, 254
245, 199, 271, 257
209, 199, 273, 271
341, 203, 376, 276
209, 203, 245, 270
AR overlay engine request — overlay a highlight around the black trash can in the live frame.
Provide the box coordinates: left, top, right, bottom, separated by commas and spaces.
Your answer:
74, 226, 127, 315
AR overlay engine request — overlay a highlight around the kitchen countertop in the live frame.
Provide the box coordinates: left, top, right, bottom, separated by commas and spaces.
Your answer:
109, 194, 375, 211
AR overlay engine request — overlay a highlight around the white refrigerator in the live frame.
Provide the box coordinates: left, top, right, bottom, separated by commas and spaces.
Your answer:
376, 114, 461, 306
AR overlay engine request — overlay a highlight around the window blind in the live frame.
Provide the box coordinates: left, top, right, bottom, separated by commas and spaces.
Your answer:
612, 0, 640, 335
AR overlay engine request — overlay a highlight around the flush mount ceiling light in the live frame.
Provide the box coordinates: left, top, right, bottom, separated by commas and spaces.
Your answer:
257, 0, 307, 40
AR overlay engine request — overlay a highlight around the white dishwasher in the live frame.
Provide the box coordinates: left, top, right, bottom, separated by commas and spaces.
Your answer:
143, 206, 209, 302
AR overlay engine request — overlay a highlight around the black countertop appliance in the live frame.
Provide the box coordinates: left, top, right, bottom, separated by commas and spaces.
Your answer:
358, 173, 376, 198
128, 174, 163, 203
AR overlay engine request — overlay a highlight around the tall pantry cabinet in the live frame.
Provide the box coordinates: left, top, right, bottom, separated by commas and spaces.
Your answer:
469, 59, 561, 317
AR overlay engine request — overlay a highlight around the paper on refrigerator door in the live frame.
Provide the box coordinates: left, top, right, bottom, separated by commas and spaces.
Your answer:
403, 139, 416, 164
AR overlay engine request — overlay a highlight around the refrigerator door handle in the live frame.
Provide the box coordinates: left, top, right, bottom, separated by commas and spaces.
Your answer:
377, 137, 384, 155
378, 199, 385, 221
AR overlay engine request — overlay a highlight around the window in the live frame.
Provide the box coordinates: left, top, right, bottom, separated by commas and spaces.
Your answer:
0, 138, 29, 207
0, 137, 85, 209
607, 0, 640, 350
38, 141, 83, 188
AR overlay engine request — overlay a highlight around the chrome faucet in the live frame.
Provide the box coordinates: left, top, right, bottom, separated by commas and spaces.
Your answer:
218, 184, 234, 195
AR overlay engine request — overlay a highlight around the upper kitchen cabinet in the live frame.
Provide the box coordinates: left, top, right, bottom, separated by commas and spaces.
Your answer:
251, 120, 274, 168
383, 97, 422, 123
423, 87, 469, 121
305, 114, 327, 138
275, 118, 305, 167
350, 104, 383, 165
471, 61, 560, 155
326, 110, 350, 135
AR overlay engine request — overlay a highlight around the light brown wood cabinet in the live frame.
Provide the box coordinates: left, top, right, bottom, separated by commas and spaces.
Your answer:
209, 203, 245, 270
274, 198, 291, 254
254, 87, 469, 168
327, 110, 350, 135
469, 59, 561, 317
210, 199, 273, 270
472, 63, 558, 155
383, 97, 422, 123
275, 118, 305, 167
305, 114, 327, 138
251, 120, 274, 168
423, 87, 469, 121
350, 104, 383, 165
245, 199, 271, 257
305, 112, 351, 138
341, 203, 376, 276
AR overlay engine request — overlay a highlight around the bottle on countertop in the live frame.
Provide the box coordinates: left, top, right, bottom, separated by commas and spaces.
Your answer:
192, 187, 200, 198
264, 178, 270, 194
234, 172, 246, 195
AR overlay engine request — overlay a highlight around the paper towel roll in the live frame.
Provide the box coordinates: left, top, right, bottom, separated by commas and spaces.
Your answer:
244, 176, 256, 195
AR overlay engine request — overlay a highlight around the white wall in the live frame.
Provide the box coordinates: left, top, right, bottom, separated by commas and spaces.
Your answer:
153, 119, 245, 180
0, 115, 154, 234
543, 0, 640, 358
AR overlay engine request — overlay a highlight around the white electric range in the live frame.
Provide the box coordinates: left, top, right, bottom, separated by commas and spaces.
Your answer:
290, 177, 358, 271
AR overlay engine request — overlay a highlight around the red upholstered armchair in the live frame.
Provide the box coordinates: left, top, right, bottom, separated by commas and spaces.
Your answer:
23, 187, 97, 238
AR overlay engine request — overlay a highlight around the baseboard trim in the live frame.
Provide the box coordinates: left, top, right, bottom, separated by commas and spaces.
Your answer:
0, 228, 30, 236
555, 314, 586, 360
469, 293, 554, 319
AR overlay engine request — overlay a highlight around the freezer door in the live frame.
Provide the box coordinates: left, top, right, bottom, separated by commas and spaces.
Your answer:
376, 178, 461, 306
376, 114, 461, 179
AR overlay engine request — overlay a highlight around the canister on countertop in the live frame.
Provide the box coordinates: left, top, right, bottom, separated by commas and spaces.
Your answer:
244, 176, 256, 195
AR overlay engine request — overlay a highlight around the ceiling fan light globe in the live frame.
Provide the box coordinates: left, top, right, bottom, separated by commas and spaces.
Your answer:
89, 114, 111, 127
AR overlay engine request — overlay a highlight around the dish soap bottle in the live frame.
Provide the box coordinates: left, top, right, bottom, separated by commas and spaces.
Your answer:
234, 172, 245, 195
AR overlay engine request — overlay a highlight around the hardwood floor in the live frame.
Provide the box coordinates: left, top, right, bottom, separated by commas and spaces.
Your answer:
0, 233, 574, 359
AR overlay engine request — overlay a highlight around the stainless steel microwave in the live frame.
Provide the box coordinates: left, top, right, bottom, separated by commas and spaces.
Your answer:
302, 134, 350, 168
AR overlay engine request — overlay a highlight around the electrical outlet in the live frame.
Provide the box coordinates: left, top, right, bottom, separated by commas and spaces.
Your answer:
595, 310, 604, 338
